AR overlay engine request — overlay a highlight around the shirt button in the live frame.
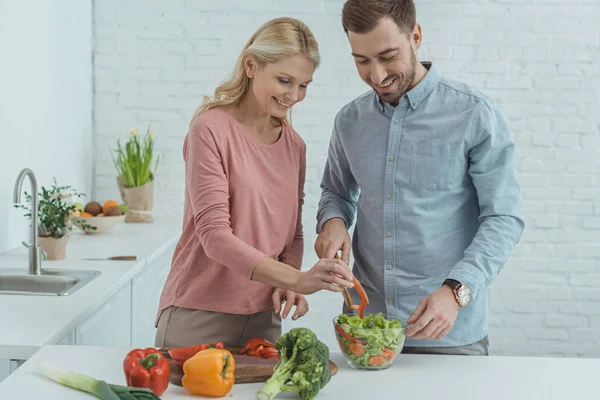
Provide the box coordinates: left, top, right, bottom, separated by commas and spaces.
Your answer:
389, 156, 395, 161
386, 232, 392, 238
394, 119, 399, 125
386, 194, 392, 200
388, 298, 394, 304
386, 264, 393, 270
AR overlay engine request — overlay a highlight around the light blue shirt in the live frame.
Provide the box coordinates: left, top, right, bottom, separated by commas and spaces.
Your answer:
316, 62, 525, 348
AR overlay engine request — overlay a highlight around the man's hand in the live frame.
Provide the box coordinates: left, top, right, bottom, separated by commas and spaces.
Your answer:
272, 288, 309, 321
314, 218, 352, 264
405, 285, 459, 340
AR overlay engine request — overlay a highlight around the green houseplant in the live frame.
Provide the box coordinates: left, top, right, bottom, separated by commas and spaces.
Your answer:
14, 179, 94, 260
111, 123, 160, 223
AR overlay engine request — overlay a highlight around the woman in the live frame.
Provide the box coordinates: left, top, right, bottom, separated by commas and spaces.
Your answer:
155, 17, 354, 349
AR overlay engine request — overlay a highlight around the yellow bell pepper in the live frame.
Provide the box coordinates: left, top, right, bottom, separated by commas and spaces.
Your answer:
182, 348, 236, 397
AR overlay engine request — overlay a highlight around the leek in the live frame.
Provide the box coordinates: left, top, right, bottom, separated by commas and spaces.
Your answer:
38, 362, 119, 400
37, 362, 161, 400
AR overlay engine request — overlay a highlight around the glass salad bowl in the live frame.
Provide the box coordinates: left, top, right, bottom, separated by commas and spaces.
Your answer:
333, 312, 407, 370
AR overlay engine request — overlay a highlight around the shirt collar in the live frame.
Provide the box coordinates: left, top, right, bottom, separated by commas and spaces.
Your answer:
376, 61, 440, 114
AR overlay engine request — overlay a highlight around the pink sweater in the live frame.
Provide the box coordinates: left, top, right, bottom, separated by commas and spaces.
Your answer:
156, 107, 306, 322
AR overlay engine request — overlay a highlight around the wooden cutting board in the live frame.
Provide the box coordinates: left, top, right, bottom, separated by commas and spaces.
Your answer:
160, 347, 338, 385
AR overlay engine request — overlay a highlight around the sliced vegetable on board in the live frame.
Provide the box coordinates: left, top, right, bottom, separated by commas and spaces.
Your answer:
168, 341, 224, 368
240, 337, 280, 359
240, 338, 275, 354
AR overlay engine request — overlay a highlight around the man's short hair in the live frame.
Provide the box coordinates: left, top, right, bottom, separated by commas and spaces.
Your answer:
342, 0, 416, 35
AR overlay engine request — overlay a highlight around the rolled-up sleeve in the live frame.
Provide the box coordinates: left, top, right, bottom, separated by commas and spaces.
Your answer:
185, 118, 267, 279
316, 114, 360, 234
447, 100, 525, 299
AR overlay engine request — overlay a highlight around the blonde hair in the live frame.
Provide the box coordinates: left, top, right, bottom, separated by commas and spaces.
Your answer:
189, 17, 320, 127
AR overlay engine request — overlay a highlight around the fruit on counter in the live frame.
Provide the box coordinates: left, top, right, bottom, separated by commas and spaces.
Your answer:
182, 348, 236, 397
85, 201, 103, 216
37, 362, 162, 399
334, 312, 405, 369
77, 199, 126, 218
256, 327, 331, 400
104, 205, 122, 216
240, 337, 280, 359
168, 341, 225, 368
123, 347, 170, 396
103, 200, 119, 210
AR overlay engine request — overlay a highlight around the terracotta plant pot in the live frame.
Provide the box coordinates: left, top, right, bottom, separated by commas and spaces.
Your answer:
117, 177, 155, 223
38, 235, 68, 260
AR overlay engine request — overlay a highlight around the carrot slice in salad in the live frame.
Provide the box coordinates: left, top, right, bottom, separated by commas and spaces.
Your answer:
368, 355, 386, 366
349, 343, 365, 356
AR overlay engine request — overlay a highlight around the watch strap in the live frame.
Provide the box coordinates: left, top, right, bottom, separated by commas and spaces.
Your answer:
443, 279, 462, 291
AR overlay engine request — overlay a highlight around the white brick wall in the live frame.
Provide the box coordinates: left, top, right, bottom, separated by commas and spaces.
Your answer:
93, 0, 600, 357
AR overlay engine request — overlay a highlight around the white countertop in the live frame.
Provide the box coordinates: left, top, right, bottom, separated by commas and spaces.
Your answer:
0, 344, 598, 399
0, 218, 181, 360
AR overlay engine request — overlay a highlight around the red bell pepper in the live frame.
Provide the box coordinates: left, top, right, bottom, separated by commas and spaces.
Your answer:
168, 342, 224, 368
335, 324, 364, 345
123, 347, 170, 396
335, 253, 369, 319
240, 338, 275, 354
258, 347, 280, 359
352, 277, 369, 318
246, 345, 265, 357
240, 338, 280, 359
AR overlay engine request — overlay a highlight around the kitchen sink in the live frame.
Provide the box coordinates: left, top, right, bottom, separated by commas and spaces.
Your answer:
2, 168, 102, 296
0, 268, 101, 296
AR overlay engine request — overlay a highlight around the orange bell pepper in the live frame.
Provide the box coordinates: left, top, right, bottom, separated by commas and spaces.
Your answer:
182, 348, 235, 397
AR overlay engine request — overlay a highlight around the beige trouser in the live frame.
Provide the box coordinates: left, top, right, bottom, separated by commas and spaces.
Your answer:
154, 306, 282, 349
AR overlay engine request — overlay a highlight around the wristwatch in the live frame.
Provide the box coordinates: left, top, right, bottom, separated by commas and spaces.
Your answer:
443, 279, 472, 307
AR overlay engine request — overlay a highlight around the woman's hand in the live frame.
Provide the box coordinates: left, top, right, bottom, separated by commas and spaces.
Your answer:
294, 258, 354, 295
272, 289, 309, 321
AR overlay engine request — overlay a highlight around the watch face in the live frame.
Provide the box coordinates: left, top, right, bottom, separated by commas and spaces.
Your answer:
457, 286, 472, 305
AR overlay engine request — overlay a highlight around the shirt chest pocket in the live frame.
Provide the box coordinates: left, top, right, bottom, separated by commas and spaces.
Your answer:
409, 141, 461, 191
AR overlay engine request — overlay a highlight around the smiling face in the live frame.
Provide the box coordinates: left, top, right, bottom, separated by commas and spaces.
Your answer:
348, 17, 421, 106
245, 54, 315, 119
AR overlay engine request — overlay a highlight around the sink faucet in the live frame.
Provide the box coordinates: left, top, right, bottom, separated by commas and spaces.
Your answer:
13, 168, 43, 275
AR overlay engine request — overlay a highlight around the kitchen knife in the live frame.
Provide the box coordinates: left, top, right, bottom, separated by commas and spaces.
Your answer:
82, 256, 137, 261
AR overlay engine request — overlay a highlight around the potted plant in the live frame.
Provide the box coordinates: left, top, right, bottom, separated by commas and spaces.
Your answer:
111, 123, 160, 223
13, 179, 94, 260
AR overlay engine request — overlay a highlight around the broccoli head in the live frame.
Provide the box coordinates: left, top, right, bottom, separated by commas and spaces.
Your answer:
256, 328, 332, 400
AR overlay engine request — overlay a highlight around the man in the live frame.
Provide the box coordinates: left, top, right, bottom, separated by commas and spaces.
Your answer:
315, 0, 525, 356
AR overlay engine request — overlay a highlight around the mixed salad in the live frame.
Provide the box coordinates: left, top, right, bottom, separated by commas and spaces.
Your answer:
334, 312, 406, 368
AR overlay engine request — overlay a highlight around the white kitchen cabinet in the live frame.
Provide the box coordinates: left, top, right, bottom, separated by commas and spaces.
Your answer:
57, 330, 76, 346
74, 282, 132, 347
0, 360, 8, 383
0, 358, 26, 383
130, 244, 174, 348
73, 241, 174, 349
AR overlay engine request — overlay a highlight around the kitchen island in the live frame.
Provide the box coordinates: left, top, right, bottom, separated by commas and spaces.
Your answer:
0, 344, 598, 399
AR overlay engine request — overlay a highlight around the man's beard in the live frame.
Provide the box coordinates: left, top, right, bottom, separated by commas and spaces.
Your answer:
375, 49, 418, 106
